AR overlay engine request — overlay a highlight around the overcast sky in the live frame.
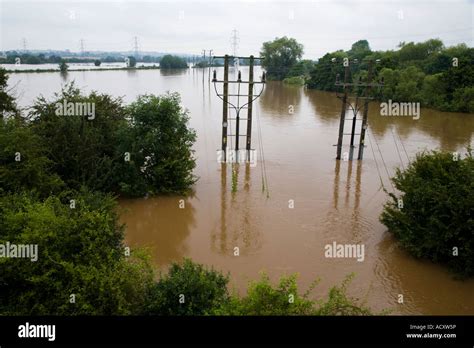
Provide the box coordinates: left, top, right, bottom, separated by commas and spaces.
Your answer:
0, 0, 472, 58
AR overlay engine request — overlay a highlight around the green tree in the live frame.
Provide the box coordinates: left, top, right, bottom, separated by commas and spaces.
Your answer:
94, 59, 101, 67
0, 68, 17, 118
159, 55, 188, 69
28, 84, 128, 193
144, 259, 229, 315
260, 37, 304, 80
59, 59, 68, 73
306, 39, 474, 113
348, 40, 371, 61
306, 51, 346, 91
0, 190, 154, 315
0, 117, 64, 197
380, 150, 474, 277
127, 56, 137, 68
120, 93, 197, 195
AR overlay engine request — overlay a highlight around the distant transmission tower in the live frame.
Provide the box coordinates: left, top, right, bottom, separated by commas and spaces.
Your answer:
80, 39, 85, 56
21, 38, 27, 52
133, 36, 140, 58
230, 29, 240, 68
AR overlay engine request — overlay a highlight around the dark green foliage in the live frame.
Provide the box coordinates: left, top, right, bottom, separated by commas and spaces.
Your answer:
213, 273, 314, 315
121, 93, 197, 196
159, 55, 188, 69
380, 150, 474, 277
213, 272, 374, 315
59, 60, 68, 73
193, 61, 209, 68
127, 56, 137, 68
260, 37, 304, 80
0, 190, 154, 315
26, 84, 196, 197
307, 51, 346, 91
0, 68, 17, 117
287, 59, 314, 78
307, 39, 474, 113
144, 259, 230, 315
94, 59, 101, 67
0, 117, 64, 198
29, 84, 128, 193
313, 274, 373, 315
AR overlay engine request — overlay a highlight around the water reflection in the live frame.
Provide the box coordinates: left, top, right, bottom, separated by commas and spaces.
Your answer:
211, 163, 262, 256
367, 104, 474, 151
60, 70, 68, 82
305, 89, 341, 123
330, 160, 365, 241
259, 81, 302, 117
160, 68, 189, 76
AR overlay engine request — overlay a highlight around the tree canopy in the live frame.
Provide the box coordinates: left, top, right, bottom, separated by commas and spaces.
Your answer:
260, 37, 304, 80
159, 55, 188, 69
306, 39, 474, 113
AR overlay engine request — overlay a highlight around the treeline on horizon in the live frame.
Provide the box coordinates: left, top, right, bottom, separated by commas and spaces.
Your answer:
0, 51, 263, 68
261, 38, 474, 113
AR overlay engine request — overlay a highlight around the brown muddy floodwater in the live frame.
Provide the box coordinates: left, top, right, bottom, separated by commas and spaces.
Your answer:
8, 66, 474, 315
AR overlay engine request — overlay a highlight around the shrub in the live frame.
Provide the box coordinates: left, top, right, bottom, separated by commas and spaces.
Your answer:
213, 273, 374, 316
0, 117, 64, 198
144, 259, 229, 315
122, 93, 197, 195
213, 273, 314, 315
159, 55, 188, 69
314, 274, 373, 315
0, 190, 154, 315
27, 84, 196, 197
283, 76, 305, 86
29, 84, 128, 193
380, 150, 474, 277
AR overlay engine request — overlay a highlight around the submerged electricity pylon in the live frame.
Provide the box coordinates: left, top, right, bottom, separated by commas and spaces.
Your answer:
334, 58, 383, 160
212, 55, 266, 163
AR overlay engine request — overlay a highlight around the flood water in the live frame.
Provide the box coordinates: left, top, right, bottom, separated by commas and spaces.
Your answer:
7, 67, 474, 315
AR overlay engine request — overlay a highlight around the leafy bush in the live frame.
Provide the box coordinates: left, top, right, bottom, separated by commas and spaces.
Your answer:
213, 273, 314, 315
260, 37, 304, 80
306, 39, 474, 113
29, 84, 128, 193
122, 93, 197, 195
0, 190, 154, 315
0, 117, 64, 197
381, 150, 474, 277
26, 84, 196, 197
159, 55, 188, 69
0, 68, 17, 116
314, 274, 373, 315
283, 76, 305, 86
213, 272, 373, 316
144, 258, 229, 315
